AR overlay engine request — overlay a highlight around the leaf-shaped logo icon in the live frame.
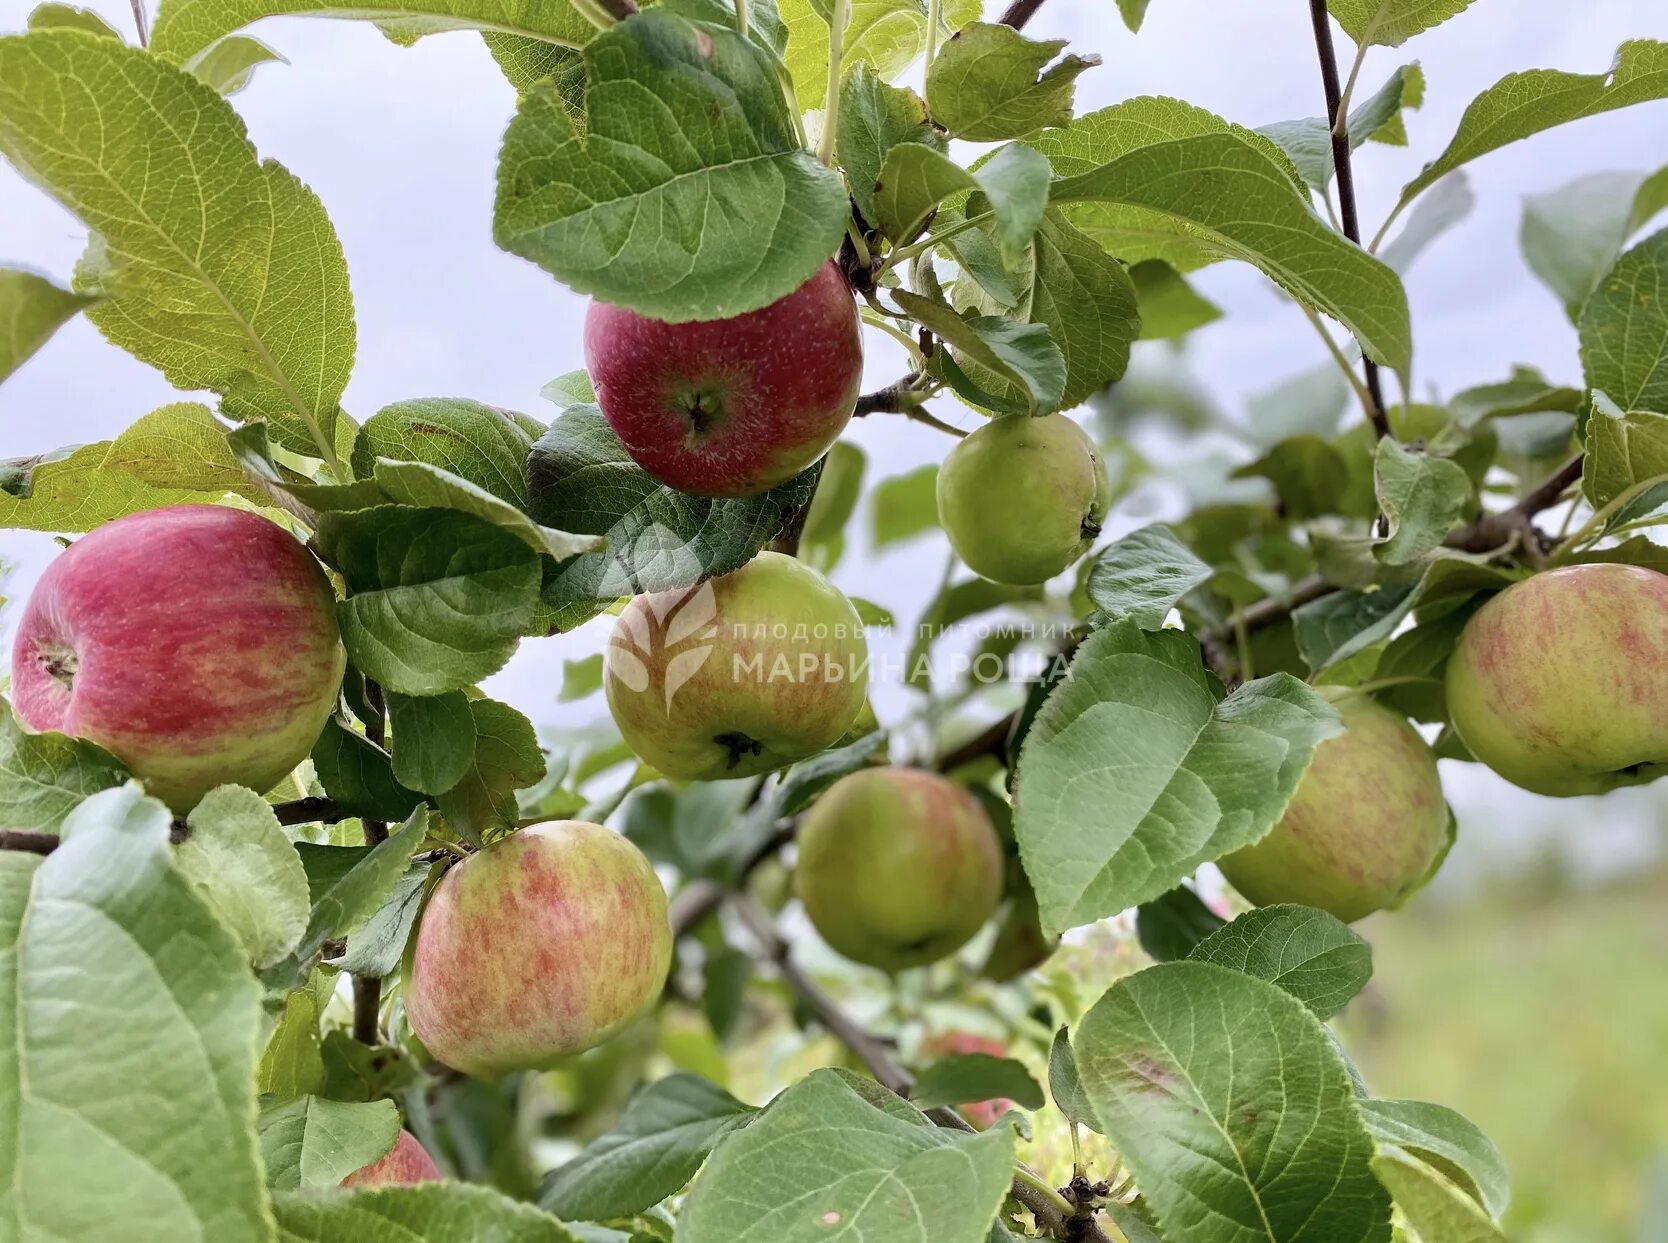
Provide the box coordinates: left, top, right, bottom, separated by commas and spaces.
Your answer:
606, 643, 650, 694
663, 645, 714, 710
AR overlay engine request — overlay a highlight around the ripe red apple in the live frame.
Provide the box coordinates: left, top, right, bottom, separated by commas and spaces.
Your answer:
9, 504, 344, 813
1216, 689, 1449, 922
604, 552, 869, 781
795, 768, 1004, 972
922, 1032, 1014, 1129
1446, 563, 1668, 796
406, 821, 672, 1077
584, 261, 863, 498
341, 1130, 441, 1187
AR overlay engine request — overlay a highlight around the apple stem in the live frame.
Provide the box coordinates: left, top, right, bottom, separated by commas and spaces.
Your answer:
0, 829, 60, 856
734, 0, 749, 38
816, 0, 850, 166
924, 0, 943, 67
351, 681, 391, 1047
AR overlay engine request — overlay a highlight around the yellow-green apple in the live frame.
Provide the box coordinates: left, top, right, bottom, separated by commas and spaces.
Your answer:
937, 413, 1110, 585
604, 552, 868, 780
9, 504, 344, 813
341, 1130, 441, 1187
795, 768, 1004, 971
1446, 563, 1668, 796
584, 261, 862, 498
1217, 688, 1448, 922
406, 821, 671, 1077
922, 1031, 1013, 1129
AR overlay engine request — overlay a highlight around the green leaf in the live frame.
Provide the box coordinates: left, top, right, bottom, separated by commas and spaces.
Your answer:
799, 440, 866, 573
386, 691, 477, 795
528, 405, 822, 611
1360, 1100, 1510, 1219
1521, 169, 1668, 319
1049, 127, 1412, 375
954, 210, 1141, 410
434, 698, 546, 840
316, 508, 540, 695
1076, 961, 1390, 1243
26, 3, 124, 37
0, 696, 127, 831
1373, 438, 1471, 566
1293, 560, 1515, 673
268, 808, 429, 989
1134, 884, 1226, 962
258, 1095, 400, 1191
484, 29, 585, 96
925, 22, 1099, 141
1234, 434, 1359, 521
1014, 620, 1342, 937
1245, 363, 1351, 449
1116, 0, 1151, 31
1260, 64, 1424, 190
257, 985, 327, 1099
1395, 41, 1668, 215
782, 0, 961, 111
311, 716, 424, 823
559, 654, 606, 701
272, 1183, 584, 1242
1579, 226, 1668, 415
336, 864, 428, 978
897, 290, 1065, 416
0, 266, 96, 384
541, 1073, 756, 1221
495, 10, 847, 322
177, 785, 310, 968
1086, 524, 1212, 629
678, 1068, 1016, 1243
0, 31, 354, 462
874, 140, 1050, 257
912, 1054, 1044, 1113
152, 0, 596, 63
1023, 96, 1306, 271
0, 402, 261, 532
1380, 173, 1474, 275
1370, 1147, 1504, 1242
1327, 0, 1480, 48
1129, 260, 1221, 340
1581, 401, 1668, 510
0, 785, 271, 1241
838, 63, 939, 230
1188, 904, 1372, 1020
371, 459, 601, 561
186, 34, 286, 95
1047, 1027, 1097, 1131
354, 397, 533, 507
870, 463, 939, 548
541, 369, 596, 411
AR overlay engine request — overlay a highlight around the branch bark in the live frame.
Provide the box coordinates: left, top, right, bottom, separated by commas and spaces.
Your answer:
353, 682, 391, 1046
0, 829, 59, 856
732, 897, 1111, 1242
996, 0, 1049, 30
272, 796, 350, 827
1307, 0, 1389, 440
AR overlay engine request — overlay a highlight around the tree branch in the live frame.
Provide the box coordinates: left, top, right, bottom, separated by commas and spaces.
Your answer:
1307, 0, 1389, 440
353, 682, 391, 1046
598, 0, 639, 17
996, 0, 1049, 30
272, 796, 351, 827
129, 0, 150, 46
0, 829, 59, 856
732, 897, 1111, 1242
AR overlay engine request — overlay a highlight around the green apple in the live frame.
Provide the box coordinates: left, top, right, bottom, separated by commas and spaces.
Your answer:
604, 551, 869, 780
936, 413, 1110, 585
795, 767, 1004, 971
405, 821, 671, 1077
1217, 688, 1449, 922
979, 874, 1057, 982
1446, 563, 1668, 796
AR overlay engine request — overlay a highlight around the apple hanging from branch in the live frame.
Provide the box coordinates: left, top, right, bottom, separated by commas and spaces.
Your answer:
9, 504, 345, 814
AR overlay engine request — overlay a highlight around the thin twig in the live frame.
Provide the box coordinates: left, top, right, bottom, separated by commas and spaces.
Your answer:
1307, 0, 1389, 440
598, 0, 640, 17
732, 897, 1112, 1242
272, 796, 351, 827
0, 829, 59, 856
996, 0, 1048, 29
353, 682, 391, 1046
129, 0, 149, 46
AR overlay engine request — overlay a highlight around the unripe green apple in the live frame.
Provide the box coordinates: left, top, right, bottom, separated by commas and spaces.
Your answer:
936, 413, 1110, 586
406, 821, 671, 1077
795, 768, 1004, 971
604, 552, 868, 780
1446, 563, 1668, 796
341, 1130, 441, 1187
1217, 689, 1448, 923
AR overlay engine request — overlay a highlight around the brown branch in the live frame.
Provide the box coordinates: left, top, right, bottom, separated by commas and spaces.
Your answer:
0, 829, 59, 856
598, 0, 640, 18
353, 682, 391, 1047
936, 714, 1015, 772
272, 796, 351, 826
732, 897, 1110, 1242
129, 0, 149, 46
1307, 0, 1389, 440
997, 0, 1048, 30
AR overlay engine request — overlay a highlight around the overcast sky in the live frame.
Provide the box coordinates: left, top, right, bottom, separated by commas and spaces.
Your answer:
4, 0, 1667, 884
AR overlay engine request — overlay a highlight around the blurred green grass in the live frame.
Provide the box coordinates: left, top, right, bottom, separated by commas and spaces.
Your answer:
1341, 869, 1668, 1242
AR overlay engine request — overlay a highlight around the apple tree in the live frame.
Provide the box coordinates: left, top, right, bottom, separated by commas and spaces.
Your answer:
1, 0, 1666, 1240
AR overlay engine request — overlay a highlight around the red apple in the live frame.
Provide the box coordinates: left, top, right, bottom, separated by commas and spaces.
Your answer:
584, 260, 863, 498
406, 821, 672, 1077
9, 504, 345, 813
341, 1129, 441, 1187
923, 1032, 1014, 1130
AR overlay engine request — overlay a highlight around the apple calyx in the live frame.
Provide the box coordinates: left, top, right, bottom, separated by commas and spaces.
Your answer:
674, 383, 729, 442
37, 642, 77, 690
715, 730, 764, 768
